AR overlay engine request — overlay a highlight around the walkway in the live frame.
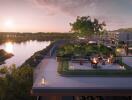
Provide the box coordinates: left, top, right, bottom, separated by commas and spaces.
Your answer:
122, 57, 132, 67
33, 57, 132, 89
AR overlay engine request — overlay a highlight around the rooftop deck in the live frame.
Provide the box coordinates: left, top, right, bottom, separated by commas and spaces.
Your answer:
32, 57, 132, 95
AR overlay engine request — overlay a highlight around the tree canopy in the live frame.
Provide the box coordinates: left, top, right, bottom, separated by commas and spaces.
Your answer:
70, 16, 106, 37
0, 66, 36, 100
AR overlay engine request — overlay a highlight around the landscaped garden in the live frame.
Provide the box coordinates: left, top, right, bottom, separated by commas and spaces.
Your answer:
56, 42, 132, 76
57, 43, 116, 64
56, 16, 132, 77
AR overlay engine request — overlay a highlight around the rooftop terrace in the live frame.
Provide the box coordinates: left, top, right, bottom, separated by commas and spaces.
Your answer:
32, 57, 132, 95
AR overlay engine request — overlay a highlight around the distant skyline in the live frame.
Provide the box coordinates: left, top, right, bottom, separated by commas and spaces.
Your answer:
0, 0, 132, 32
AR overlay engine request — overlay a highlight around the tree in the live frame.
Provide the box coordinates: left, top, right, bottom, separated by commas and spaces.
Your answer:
0, 66, 36, 100
70, 16, 106, 38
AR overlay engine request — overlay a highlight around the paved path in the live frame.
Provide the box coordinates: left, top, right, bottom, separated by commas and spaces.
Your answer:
33, 58, 132, 89
122, 57, 132, 67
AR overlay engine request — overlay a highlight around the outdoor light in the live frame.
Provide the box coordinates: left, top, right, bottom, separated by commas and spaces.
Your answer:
120, 65, 125, 69
41, 77, 45, 85
116, 48, 121, 52
107, 58, 111, 64
93, 58, 97, 64
91, 57, 98, 68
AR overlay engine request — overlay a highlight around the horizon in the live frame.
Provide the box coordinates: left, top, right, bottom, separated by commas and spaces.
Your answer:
0, 0, 132, 32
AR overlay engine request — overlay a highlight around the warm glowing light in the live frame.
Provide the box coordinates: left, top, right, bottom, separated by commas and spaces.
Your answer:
116, 48, 121, 52
5, 42, 13, 53
41, 77, 45, 85
107, 58, 111, 64
4, 19, 15, 30
93, 58, 97, 64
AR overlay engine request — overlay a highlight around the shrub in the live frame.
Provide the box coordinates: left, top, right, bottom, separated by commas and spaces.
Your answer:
0, 66, 36, 100
0, 67, 8, 74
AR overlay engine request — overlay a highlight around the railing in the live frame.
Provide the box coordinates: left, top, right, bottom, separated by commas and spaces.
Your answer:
48, 40, 68, 57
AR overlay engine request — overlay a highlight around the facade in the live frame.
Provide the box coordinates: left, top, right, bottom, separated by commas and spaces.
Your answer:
118, 32, 132, 46
102, 32, 118, 41
104, 31, 132, 46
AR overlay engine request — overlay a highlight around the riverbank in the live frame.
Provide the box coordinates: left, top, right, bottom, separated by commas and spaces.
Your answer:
21, 41, 55, 67
0, 32, 73, 45
0, 49, 13, 65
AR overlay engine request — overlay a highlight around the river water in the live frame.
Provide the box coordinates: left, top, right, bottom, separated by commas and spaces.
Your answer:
0, 40, 51, 67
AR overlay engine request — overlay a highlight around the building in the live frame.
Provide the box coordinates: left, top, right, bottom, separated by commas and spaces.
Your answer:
118, 32, 132, 46
31, 37, 132, 100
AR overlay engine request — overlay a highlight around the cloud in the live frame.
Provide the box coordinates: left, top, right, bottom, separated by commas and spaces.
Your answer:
30, 0, 132, 30
33, 0, 125, 29
33, 0, 98, 16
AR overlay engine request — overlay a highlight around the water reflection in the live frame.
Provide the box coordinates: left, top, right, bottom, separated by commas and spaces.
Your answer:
0, 40, 51, 67
5, 42, 13, 53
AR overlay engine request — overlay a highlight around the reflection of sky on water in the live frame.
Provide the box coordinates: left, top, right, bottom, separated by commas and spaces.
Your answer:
5, 42, 14, 54
0, 40, 50, 67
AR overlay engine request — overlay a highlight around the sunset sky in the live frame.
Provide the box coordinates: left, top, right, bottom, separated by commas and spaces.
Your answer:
0, 0, 132, 32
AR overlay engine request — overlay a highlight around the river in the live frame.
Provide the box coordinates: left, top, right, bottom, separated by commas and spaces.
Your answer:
0, 40, 51, 67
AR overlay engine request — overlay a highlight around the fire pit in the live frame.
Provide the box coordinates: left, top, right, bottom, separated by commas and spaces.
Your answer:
91, 58, 98, 68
